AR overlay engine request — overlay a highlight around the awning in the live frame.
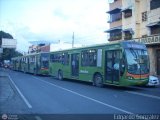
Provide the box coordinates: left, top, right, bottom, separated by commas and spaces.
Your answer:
146, 21, 160, 27
121, 6, 132, 12
106, 8, 121, 14
122, 28, 134, 34
104, 26, 122, 33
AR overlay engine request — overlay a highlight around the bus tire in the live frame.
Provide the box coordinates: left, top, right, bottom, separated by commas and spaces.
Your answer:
93, 74, 103, 87
58, 70, 63, 80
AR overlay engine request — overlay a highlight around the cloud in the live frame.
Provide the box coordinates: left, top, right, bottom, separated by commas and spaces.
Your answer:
0, 0, 109, 52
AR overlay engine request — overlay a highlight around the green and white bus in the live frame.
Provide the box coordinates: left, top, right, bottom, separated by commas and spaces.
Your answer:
12, 56, 21, 71
12, 52, 50, 75
49, 41, 149, 87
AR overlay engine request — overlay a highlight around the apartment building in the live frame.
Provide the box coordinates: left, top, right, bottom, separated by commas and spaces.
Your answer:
105, 0, 160, 75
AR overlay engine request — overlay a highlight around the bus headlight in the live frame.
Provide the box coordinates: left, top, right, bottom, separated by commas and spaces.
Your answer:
127, 76, 134, 80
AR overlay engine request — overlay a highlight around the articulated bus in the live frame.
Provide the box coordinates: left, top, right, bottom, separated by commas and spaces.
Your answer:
11, 52, 50, 75
11, 56, 21, 71
49, 41, 149, 87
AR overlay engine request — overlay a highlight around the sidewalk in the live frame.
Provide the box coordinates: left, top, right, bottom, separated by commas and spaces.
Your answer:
0, 68, 14, 111
0, 68, 8, 77
0, 68, 30, 114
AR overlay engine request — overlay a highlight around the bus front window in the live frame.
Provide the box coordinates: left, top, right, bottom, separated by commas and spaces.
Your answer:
125, 49, 149, 75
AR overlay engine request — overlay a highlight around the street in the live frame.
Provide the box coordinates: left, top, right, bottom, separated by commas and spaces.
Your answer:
0, 68, 160, 119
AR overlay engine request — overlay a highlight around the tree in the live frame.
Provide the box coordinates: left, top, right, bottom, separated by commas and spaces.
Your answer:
0, 31, 13, 45
0, 31, 22, 62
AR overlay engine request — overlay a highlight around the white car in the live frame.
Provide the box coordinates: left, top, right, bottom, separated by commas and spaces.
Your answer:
147, 76, 160, 86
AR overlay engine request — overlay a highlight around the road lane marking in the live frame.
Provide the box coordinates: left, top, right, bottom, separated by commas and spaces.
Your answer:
35, 116, 42, 120
126, 91, 160, 100
33, 77, 133, 114
8, 75, 32, 108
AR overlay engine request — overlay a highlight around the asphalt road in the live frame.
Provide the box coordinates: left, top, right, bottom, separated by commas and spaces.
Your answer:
1, 69, 160, 119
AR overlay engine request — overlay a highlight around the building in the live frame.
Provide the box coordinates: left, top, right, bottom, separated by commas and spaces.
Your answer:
105, 0, 160, 75
28, 45, 38, 53
28, 44, 50, 53
28, 41, 83, 54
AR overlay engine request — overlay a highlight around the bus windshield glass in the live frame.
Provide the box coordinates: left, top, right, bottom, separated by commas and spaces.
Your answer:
125, 49, 149, 74
41, 53, 49, 68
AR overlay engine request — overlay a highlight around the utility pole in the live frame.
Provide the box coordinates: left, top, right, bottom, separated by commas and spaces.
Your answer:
72, 32, 74, 48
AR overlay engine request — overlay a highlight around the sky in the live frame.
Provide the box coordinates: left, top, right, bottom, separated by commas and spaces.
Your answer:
0, 0, 109, 52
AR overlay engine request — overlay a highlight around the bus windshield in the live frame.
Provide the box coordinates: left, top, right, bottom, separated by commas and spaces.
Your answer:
125, 49, 149, 74
41, 53, 49, 68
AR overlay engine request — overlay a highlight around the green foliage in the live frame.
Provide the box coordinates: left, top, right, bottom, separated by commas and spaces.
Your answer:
0, 31, 13, 45
0, 31, 22, 62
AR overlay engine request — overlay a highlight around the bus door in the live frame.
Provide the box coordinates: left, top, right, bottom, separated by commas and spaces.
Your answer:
105, 50, 121, 83
71, 53, 79, 77
34, 55, 38, 74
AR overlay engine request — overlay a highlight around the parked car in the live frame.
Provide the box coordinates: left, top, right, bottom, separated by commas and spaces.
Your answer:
147, 76, 160, 86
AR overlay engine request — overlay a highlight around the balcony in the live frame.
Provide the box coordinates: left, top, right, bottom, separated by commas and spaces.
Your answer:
150, 25, 160, 35
107, 28, 122, 41
109, 0, 122, 12
105, 26, 122, 33
147, 8, 160, 24
108, 35, 122, 41
150, 0, 160, 10
124, 35, 132, 40
110, 20, 122, 28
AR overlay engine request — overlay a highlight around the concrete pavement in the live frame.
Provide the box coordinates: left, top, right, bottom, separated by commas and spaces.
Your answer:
0, 68, 29, 114
0, 68, 14, 106
0, 68, 160, 120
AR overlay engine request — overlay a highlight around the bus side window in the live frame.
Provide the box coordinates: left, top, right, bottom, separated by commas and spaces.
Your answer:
59, 54, 62, 63
120, 53, 125, 76
97, 49, 102, 67
50, 53, 62, 63
62, 53, 69, 65
81, 51, 88, 66
81, 49, 97, 67
50, 54, 54, 62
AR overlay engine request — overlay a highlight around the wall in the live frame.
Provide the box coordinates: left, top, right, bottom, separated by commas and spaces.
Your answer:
110, 20, 122, 28
110, 0, 122, 11
148, 47, 157, 75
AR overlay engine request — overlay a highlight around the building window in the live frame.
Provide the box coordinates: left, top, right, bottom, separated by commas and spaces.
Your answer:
124, 10, 132, 18
108, 0, 118, 3
150, 26, 160, 35
110, 12, 122, 22
81, 49, 97, 67
142, 35, 147, 38
109, 30, 122, 41
150, 0, 160, 10
142, 11, 147, 22
124, 31, 132, 40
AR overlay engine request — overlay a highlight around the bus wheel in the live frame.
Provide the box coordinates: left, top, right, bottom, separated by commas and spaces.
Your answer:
94, 74, 103, 87
58, 70, 63, 80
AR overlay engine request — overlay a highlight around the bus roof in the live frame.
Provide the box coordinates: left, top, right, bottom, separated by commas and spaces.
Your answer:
51, 41, 121, 53
50, 40, 144, 53
11, 52, 49, 60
